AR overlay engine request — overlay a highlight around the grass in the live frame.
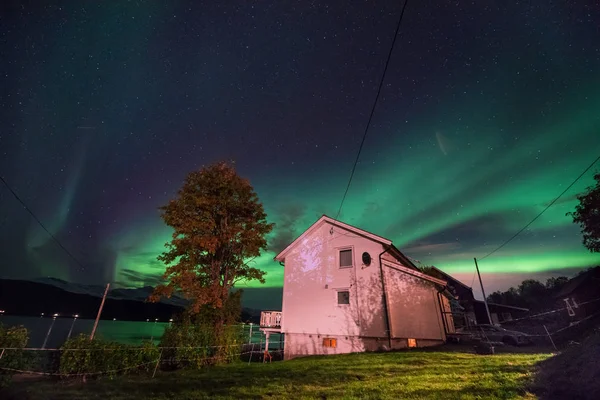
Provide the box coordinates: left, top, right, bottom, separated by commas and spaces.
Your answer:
7, 350, 552, 400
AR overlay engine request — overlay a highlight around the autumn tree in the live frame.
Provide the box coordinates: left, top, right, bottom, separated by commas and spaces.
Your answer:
150, 162, 274, 328
568, 172, 600, 252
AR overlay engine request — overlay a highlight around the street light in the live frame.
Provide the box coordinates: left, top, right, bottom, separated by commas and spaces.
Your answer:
150, 318, 158, 342
42, 313, 59, 349
67, 314, 79, 340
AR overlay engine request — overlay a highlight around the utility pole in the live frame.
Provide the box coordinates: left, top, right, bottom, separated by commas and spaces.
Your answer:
474, 258, 493, 325
90, 283, 110, 340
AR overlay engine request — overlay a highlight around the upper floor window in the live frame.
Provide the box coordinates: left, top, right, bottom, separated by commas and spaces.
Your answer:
337, 290, 350, 305
339, 249, 353, 268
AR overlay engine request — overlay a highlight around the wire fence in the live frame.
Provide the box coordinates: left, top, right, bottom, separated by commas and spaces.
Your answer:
474, 297, 600, 348
500, 297, 600, 324
0, 340, 286, 378
0, 315, 278, 350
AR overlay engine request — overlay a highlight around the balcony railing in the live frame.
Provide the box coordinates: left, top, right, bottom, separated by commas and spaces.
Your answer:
260, 311, 282, 328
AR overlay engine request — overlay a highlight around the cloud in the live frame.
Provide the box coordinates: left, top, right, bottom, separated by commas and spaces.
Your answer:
118, 268, 163, 287
542, 193, 579, 207
268, 203, 307, 253
403, 242, 462, 254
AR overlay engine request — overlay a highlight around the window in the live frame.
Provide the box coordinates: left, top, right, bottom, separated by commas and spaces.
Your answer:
323, 338, 337, 348
563, 298, 576, 317
339, 249, 353, 268
337, 290, 350, 305
407, 338, 417, 348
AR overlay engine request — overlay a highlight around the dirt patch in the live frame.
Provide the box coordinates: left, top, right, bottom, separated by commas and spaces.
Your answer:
531, 331, 600, 400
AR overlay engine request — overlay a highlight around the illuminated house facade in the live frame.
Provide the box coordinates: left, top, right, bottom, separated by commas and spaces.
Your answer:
260, 215, 455, 360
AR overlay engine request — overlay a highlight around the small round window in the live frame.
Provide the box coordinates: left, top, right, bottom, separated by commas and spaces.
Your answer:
362, 252, 372, 266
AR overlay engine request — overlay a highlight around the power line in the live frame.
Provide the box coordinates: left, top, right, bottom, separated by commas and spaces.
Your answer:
335, 0, 411, 220
0, 174, 86, 271
478, 154, 600, 261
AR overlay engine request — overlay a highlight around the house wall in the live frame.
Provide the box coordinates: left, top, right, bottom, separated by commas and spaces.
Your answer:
284, 333, 442, 360
557, 290, 598, 320
441, 295, 456, 333
383, 265, 447, 341
281, 222, 388, 338
280, 221, 446, 359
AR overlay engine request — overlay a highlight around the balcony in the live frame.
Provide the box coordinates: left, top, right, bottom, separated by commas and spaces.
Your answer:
260, 311, 282, 329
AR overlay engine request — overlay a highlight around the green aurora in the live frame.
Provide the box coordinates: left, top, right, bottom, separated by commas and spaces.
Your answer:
112, 85, 600, 292
2, 1, 600, 302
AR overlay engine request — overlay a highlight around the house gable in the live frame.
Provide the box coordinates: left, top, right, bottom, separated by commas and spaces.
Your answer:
275, 215, 392, 262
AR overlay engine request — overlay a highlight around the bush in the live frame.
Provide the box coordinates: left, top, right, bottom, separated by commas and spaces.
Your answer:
59, 335, 160, 379
159, 322, 244, 369
0, 324, 30, 387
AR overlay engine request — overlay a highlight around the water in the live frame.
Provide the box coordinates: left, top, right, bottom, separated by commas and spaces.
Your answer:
0, 316, 282, 350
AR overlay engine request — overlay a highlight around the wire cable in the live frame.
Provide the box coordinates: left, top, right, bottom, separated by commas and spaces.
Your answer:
479, 154, 600, 261
0, 174, 86, 271
470, 270, 477, 288
335, 0, 411, 220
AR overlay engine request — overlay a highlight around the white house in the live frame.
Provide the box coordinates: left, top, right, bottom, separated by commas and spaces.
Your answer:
260, 215, 455, 360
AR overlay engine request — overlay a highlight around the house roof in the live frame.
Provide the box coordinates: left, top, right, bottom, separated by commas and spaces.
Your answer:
430, 266, 473, 292
382, 259, 447, 287
554, 266, 600, 299
274, 215, 393, 262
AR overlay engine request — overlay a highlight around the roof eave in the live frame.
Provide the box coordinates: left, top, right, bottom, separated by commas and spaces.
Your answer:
274, 215, 392, 262
382, 259, 448, 287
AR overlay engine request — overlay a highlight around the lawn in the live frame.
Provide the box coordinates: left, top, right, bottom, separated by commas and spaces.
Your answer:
7, 350, 552, 400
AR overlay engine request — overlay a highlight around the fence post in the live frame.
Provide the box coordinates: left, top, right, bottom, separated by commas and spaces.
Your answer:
543, 325, 557, 351
152, 349, 163, 378
90, 283, 110, 341
249, 322, 253, 344
248, 343, 253, 365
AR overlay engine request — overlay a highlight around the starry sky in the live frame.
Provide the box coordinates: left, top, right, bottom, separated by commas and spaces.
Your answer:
1, 1, 600, 304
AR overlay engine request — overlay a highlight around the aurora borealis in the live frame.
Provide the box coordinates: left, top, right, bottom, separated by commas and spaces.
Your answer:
2, 1, 600, 304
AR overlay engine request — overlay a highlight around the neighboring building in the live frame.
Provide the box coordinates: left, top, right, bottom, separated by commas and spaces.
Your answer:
553, 266, 600, 320
424, 266, 528, 327
259, 215, 455, 360
473, 300, 529, 325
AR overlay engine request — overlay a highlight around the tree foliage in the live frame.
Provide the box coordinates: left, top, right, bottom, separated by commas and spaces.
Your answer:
568, 172, 600, 253
0, 324, 30, 387
149, 162, 274, 321
487, 276, 570, 311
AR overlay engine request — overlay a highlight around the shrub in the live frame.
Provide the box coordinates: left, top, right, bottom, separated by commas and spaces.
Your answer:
0, 324, 30, 387
59, 335, 160, 379
159, 322, 244, 369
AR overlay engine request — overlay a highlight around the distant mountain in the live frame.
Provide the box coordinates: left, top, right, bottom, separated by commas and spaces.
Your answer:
30, 277, 188, 307
110, 286, 188, 307
0, 278, 262, 323
31, 277, 107, 297
0, 278, 182, 321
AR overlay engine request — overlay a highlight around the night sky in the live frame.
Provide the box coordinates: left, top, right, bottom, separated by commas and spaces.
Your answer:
2, 1, 600, 303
